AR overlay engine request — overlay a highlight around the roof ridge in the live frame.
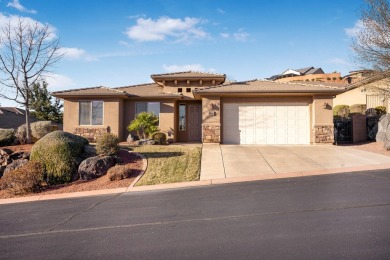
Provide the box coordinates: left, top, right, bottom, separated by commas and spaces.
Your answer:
114, 82, 158, 89
258, 79, 347, 90
52, 86, 127, 94
151, 70, 225, 77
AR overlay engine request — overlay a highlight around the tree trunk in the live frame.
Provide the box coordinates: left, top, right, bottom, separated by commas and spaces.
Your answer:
25, 105, 32, 144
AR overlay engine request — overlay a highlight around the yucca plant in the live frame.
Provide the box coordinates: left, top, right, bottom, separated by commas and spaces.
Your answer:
127, 112, 159, 139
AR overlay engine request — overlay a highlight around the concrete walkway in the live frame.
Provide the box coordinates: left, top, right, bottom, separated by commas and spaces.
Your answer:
200, 144, 390, 180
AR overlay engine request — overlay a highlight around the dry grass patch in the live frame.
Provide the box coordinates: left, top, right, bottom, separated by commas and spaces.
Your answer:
131, 145, 201, 186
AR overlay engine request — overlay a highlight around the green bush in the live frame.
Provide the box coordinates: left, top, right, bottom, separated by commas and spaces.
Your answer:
350, 104, 367, 115
107, 165, 132, 181
127, 112, 159, 139
0, 128, 15, 146
96, 132, 120, 156
31, 121, 55, 141
375, 106, 387, 116
0, 161, 43, 195
30, 131, 89, 184
333, 105, 350, 118
15, 124, 27, 144
151, 132, 167, 145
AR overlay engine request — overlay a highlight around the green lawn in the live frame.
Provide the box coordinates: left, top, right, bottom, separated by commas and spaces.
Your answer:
129, 145, 201, 186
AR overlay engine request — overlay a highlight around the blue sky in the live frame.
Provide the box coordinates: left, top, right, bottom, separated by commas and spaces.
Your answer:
0, 0, 364, 106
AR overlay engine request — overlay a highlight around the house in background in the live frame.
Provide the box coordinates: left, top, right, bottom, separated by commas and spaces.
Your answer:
268, 66, 345, 84
52, 71, 346, 145
333, 71, 390, 110
0, 107, 40, 129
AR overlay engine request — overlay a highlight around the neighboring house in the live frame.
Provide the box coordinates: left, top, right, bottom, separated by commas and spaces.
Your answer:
268, 66, 344, 84
334, 71, 390, 110
52, 71, 346, 145
0, 107, 40, 129
0, 107, 63, 130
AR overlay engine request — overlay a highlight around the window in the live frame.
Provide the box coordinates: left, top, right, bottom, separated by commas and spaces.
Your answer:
79, 101, 103, 125
178, 88, 182, 93
135, 102, 160, 119
179, 103, 186, 131
186, 88, 191, 93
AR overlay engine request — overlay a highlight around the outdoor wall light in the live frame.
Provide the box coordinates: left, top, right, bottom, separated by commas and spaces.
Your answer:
323, 102, 328, 109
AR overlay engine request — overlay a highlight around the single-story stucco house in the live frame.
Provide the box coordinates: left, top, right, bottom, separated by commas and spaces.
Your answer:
334, 71, 390, 111
52, 71, 346, 145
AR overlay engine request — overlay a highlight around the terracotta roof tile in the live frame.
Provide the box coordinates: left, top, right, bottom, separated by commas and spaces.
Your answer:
52, 86, 127, 97
151, 70, 226, 78
114, 83, 182, 97
194, 79, 348, 94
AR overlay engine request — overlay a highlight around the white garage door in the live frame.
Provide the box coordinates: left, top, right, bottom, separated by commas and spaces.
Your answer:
223, 104, 309, 144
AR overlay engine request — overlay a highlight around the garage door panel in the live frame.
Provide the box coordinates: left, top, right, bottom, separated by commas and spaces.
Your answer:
223, 103, 309, 144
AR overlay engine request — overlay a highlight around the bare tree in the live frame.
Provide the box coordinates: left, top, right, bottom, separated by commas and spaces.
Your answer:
353, 0, 390, 72
0, 18, 61, 143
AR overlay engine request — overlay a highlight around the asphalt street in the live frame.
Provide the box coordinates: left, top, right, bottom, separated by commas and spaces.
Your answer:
1, 170, 390, 259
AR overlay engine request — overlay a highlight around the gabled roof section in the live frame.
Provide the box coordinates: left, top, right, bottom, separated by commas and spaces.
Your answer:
114, 83, 182, 98
295, 67, 314, 75
52, 86, 128, 98
345, 70, 390, 90
193, 79, 347, 96
151, 71, 226, 85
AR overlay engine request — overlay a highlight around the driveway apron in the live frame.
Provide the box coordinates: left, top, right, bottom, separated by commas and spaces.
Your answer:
200, 145, 390, 180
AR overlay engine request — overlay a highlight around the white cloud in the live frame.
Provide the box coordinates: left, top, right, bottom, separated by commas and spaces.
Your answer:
0, 13, 57, 40
220, 33, 230, 38
7, 0, 37, 14
345, 20, 364, 37
125, 16, 207, 42
234, 29, 249, 41
217, 8, 226, 14
45, 73, 76, 91
128, 14, 146, 19
59, 47, 85, 59
163, 64, 216, 73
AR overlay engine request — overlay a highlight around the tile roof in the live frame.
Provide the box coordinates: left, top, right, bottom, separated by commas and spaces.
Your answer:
151, 71, 226, 78
114, 83, 182, 97
193, 79, 348, 94
52, 83, 183, 99
0, 107, 40, 129
52, 86, 128, 97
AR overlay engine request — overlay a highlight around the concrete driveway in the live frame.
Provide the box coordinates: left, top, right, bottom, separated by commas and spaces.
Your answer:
200, 144, 390, 180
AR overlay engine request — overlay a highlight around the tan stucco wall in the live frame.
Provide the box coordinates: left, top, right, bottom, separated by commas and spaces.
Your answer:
312, 96, 334, 125
63, 98, 123, 139
123, 100, 175, 140
202, 96, 221, 124
276, 72, 344, 83
333, 87, 366, 106
162, 80, 220, 99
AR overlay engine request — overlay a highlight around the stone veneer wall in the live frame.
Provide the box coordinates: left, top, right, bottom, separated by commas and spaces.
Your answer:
74, 127, 109, 142
202, 124, 220, 143
314, 125, 334, 143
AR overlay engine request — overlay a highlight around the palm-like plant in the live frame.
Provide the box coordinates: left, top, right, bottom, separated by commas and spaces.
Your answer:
127, 112, 159, 139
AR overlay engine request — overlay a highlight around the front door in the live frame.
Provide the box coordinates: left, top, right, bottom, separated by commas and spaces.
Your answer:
188, 103, 202, 141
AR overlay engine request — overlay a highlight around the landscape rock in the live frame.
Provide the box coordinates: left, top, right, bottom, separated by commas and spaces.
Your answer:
0, 148, 13, 156
3, 159, 29, 175
80, 145, 97, 159
135, 139, 155, 145
376, 114, 390, 146
78, 156, 114, 181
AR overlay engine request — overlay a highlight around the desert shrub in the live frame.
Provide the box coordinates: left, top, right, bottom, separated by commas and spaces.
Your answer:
30, 131, 89, 184
107, 165, 132, 181
0, 161, 43, 195
15, 124, 27, 144
350, 104, 367, 115
31, 121, 54, 141
96, 132, 120, 156
0, 128, 15, 146
127, 112, 159, 139
333, 105, 350, 118
151, 132, 167, 145
375, 106, 387, 116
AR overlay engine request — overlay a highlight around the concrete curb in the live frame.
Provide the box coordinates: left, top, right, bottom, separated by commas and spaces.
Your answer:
126, 152, 148, 190
1, 162, 390, 205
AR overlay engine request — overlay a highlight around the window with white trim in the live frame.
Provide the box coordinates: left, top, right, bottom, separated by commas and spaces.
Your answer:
79, 101, 103, 125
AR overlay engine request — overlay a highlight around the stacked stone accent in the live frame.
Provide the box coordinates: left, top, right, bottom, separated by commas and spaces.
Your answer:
74, 127, 109, 142
314, 125, 334, 143
202, 124, 220, 143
